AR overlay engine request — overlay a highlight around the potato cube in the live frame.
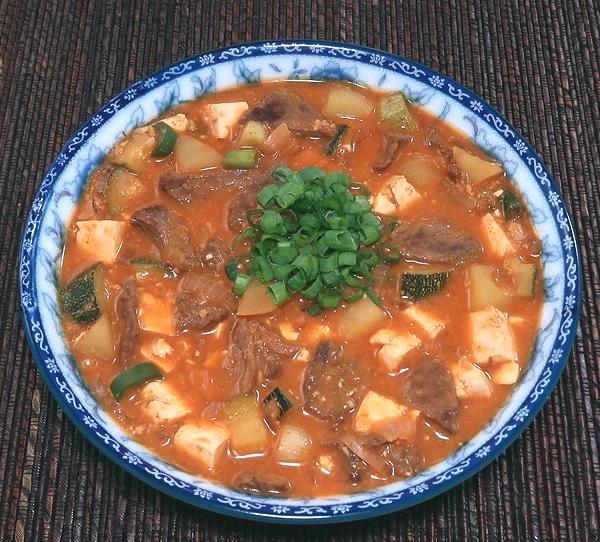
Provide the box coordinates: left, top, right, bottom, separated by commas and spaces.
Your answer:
370, 193, 397, 216
390, 175, 422, 212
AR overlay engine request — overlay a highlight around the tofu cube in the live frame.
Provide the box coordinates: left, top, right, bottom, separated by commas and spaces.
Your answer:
172, 422, 229, 469
75, 220, 125, 264
370, 329, 421, 372
404, 305, 445, 338
390, 175, 422, 212
481, 214, 515, 258
141, 381, 189, 422
490, 360, 520, 385
452, 358, 493, 399
317, 454, 335, 475
370, 193, 397, 216
354, 391, 420, 442
160, 113, 190, 132
469, 305, 517, 364
279, 321, 300, 342
138, 291, 175, 336
140, 338, 177, 373
205, 102, 249, 139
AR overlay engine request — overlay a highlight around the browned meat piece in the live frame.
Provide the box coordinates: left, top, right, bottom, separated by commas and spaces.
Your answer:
198, 237, 232, 274
130, 205, 197, 270
390, 219, 481, 264
227, 177, 272, 232
89, 165, 116, 214
174, 271, 236, 332
243, 90, 337, 137
403, 358, 459, 433
372, 132, 412, 172
224, 319, 300, 395
233, 471, 290, 496
425, 127, 462, 180
303, 341, 365, 423
385, 441, 425, 477
115, 279, 139, 365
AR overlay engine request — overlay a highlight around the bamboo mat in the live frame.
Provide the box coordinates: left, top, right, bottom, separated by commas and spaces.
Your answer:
0, 1, 598, 540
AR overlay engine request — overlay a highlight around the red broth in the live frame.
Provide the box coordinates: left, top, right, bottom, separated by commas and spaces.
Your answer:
60, 81, 543, 497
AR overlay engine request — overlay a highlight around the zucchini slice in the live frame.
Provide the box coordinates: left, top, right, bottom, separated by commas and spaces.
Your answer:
506, 257, 536, 297
263, 387, 293, 417
61, 264, 106, 324
131, 258, 177, 279
401, 271, 450, 301
379, 93, 416, 133
110, 362, 163, 400
151, 121, 177, 157
106, 168, 145, 216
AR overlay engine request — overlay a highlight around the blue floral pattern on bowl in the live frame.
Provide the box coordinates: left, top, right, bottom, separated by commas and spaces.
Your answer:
19, 41, 581, 524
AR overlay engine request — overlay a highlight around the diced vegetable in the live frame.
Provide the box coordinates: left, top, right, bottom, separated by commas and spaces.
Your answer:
175, 134, 222, 171
354, 391, 419, 442
399, 154, 444, 187
379, 92, 416, 133
75, 220, 125, 263
262, 123, 291, 155
106, 168, 146, 216
452, 147, 503, 184
173, 422, 229, 469
138, 291, 175, 335
452, 358, 493, 399
401, 271, 450, 301
323, 86, 373, 119
110, 362, 163, 400
223, 149, 258, 170
403, 305, 445, 338
205, 101, 249, 139
506, 257, 536, 297
469, 305, 517, 364
275, 425, 312, 463
141, 380, 190, 422
139, 338, 177, 373
159, 113, 189, 133
151, 121, 177, 157
339, 296, 387, 338
502, 191, 524, 220
370, 193, 396, 216
239, 120, 268, 146
61, 264, 106, 324
224, 394, 269, 455
263, 387, 293, 418
481, 213, 515, 257
325, 124, 349, 155
237, 280, 279, 316
467, 264, 512, 311
389, 175, 421, 212
74, 314, 114, 361
111, 131, 155, 173
131, 258, 177, 279
489, 360, 520, 385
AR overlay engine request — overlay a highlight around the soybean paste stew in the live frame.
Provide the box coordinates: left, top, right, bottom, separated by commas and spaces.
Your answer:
60, 81, 542, 497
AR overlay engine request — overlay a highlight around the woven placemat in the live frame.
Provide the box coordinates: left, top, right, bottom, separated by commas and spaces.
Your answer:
0, 1, 598, 540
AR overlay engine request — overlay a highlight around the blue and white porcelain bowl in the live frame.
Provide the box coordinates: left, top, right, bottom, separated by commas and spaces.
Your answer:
19, 41, 581, 523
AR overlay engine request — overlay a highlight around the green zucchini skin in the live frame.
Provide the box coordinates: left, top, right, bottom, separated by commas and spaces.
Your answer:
401, 271, 450, 301
61, 264, 104, 324
263, 387, 293, 417
130, 258, 177, 278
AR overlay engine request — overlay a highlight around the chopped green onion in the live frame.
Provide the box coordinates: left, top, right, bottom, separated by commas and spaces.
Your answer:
268, 281, 289, 304
225, 259, 240, 280
317, 290, 341, 309
110, 362, 162, 400
257, 184, 280, 207
233, 273, 253, 295
223, 149, 258, 169
365, 287, 383, 307
302, 276, 323, 299
378, 241, 401, 263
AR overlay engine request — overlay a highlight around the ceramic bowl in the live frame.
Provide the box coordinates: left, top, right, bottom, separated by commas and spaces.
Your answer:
19, 40, 581, 523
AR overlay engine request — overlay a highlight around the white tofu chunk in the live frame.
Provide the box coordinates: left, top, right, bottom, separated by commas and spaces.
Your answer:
370, 329, 421, 372
205, 102, 249, 139
370, 193, 397, 216
481, 214, 515, 257
138, 291, 175, 336
141, 381, 189, 422
452, 358, 493, 399
172, 422, 229, 469
404, 305, 445, 338
140, 338, 177, 373
390, 175, 422, 212
279, 321, 299, 341
469, 305, 517, 364
490, 360, 520, 385
75, 220, 124, 264
317, 453, 335, 475
354, 391, 420, 442
160, 113, 190, 133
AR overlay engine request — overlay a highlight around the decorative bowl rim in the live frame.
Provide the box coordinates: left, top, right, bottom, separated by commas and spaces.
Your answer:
19, 39, 582, 524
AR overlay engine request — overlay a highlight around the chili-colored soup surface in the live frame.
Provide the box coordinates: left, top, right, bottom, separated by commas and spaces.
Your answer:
60, 81, 543, 497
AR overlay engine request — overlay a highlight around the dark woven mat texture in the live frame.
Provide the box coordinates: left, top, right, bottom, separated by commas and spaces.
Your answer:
0, 1, 598, 540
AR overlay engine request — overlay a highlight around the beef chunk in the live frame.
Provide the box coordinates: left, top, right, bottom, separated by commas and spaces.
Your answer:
199, 237, 232, 274
425, 127, 462, 181
89, 165, 116, 215
373, 132, 412, 172
303, 341, 365, 423
224, 319, 300, 395
130, 205, 197, 270
385, 441, 425, 477
227, 177, 272, 232
404, 359, 459, 433
390, 219, 481, 264
233, 471, 290, 496
115, 279, 139, 365
243, 90, 336, 137
174, 271, 236, 332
